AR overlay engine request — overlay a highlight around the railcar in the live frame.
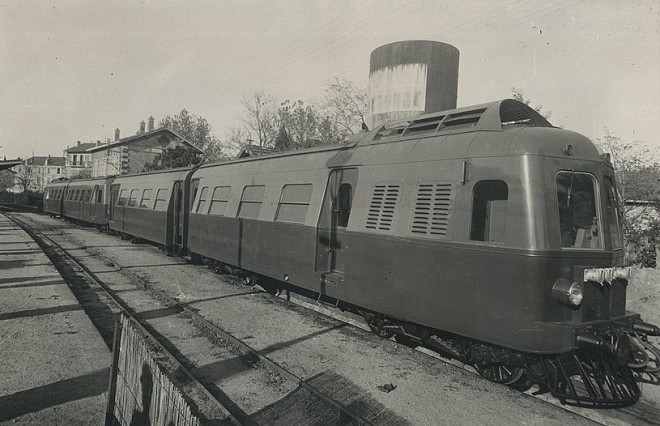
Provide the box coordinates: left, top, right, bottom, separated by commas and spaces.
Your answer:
184, 99, 659, 407
60, 177, 115, 228
108, 167, 195, 253
43, 179, 69, 217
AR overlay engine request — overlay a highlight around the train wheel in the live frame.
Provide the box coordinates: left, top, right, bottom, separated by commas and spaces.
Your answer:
241, 275, 258, 286
474, 363, 525, 385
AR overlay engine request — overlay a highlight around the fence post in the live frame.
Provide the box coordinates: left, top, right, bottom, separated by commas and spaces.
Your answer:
105, 320, 122, 426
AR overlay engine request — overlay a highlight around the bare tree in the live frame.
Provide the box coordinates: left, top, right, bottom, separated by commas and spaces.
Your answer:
15, 165, 36, 192
322, 78, 368, 133
597, 130, 660, 214
222, 125, 251, 158
240, 91, 277, 147
597, 129, 660, 267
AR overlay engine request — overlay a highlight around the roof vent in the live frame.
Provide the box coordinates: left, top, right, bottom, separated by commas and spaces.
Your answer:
401, 114, 446, 137
437, 108, 486, 131
499, 99, 552, 127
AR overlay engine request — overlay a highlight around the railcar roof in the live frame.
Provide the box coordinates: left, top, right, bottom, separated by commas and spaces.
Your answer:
195, 99, 601, 173
44, 176, 114, 189
112, 166, 195, 182
364, 99, 552, 144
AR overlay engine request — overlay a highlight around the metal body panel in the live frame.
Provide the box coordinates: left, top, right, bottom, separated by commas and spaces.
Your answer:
109, 167, 195, 251
45, 177, 114, 224
121, 100, 635, 355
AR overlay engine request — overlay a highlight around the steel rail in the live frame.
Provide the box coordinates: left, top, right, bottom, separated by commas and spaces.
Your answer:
80, 238, 375, 426
9, 212, 375, 426
6, 213, 249, 426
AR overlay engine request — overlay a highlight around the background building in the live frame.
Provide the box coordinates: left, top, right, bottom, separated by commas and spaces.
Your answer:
11, 156, 65, 192
63, 141, 98, 177
88, 123, 201, 178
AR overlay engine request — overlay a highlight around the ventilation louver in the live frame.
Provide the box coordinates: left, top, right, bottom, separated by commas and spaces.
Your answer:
401, 114, 445, 137
499, 99, 552, 127
411, 182, 452, 236
366, 184, 401, 231
437, 108, 486, 131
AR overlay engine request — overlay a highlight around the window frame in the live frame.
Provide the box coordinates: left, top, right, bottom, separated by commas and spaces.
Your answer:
275, 183, 313, 224
237, 185, 266, 219
195, 186, 209, 214
153, 189, 169, 211
117, 189, 128, 206
208, 186, 231, 216
127, 189, 139, 208
556, 171, 603, 250
469, 180, 509, 244
139, 189, 154, 209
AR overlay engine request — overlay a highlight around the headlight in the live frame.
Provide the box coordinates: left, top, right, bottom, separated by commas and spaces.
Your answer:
567, 282, 583, 306
552, 279, 584, 307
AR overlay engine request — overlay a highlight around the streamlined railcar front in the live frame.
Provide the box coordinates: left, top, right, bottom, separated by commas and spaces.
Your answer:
524, 136, 660, 407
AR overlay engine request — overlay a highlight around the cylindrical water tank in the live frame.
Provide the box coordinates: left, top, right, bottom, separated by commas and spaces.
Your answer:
368, 40, 459, 128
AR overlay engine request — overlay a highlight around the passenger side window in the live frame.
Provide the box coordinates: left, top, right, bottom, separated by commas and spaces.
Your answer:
153, 189, 169, 211
196, 187, 209, 213
97, 189, 103, 204
139, 189, 153, 209
117, 189, 128, 206
209, 186, 231, 216
276, 184, 312, 223
238, 185, 265, 219
127, 190, 138, 207
470, 180, 508, 243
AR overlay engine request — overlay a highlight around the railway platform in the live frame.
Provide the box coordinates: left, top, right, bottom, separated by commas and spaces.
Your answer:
0, 213, 109, 425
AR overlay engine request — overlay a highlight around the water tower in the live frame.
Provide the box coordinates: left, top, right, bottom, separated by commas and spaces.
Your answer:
368, 40, 459, 128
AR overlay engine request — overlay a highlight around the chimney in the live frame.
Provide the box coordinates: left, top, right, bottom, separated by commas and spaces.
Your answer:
139, 121, 146, 134
77, 140, 81, 146
148, 116, 155, 132
115, 128, 120, 141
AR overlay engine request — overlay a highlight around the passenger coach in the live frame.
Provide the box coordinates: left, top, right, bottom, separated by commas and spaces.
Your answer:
109, 167, 195, 253
44, 179, 69, 217
62, 177, 115, 227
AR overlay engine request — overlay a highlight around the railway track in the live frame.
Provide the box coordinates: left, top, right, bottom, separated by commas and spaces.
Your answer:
7, 209, 660, 425
5, 212, 380, 425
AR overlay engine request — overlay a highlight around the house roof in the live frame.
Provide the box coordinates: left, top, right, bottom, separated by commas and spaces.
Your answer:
237, 145, 276, 158
0, 159, 22, 171
65, 142, 98, 153
24, 156, 66, 167
87, 127, 203, 153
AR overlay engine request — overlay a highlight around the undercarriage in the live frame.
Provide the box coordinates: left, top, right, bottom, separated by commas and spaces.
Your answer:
361, 311, 660, 408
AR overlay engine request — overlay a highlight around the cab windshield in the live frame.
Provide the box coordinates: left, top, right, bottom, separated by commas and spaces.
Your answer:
557, 171, 602, 249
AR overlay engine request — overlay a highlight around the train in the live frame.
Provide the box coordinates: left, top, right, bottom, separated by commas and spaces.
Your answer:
44, 99, 660, 408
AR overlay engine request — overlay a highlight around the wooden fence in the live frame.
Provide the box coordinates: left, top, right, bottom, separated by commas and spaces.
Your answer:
105, 314, 200, 426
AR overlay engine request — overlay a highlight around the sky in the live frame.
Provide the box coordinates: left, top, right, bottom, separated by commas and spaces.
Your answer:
1, 0, 658, 160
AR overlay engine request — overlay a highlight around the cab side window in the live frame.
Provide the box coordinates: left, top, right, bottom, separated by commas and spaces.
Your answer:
337, 183, 352, 228
470, 180, 508, 243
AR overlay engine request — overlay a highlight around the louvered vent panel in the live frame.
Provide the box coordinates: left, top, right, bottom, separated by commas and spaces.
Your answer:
366, 184, 401, 231
411, 183, 452, 236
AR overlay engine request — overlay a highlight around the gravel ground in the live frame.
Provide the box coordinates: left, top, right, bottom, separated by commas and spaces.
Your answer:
8, 212, 660, 425
14, 212, 598, 426
0, 214, 109, 425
